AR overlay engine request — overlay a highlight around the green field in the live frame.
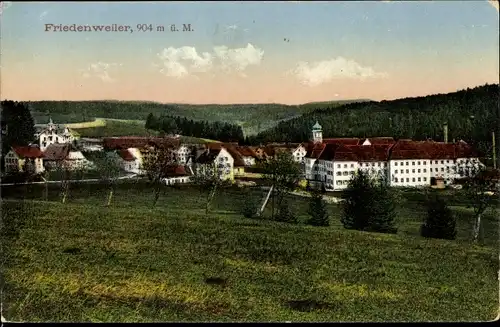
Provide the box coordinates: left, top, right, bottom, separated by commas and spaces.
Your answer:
1, 183, 498, 322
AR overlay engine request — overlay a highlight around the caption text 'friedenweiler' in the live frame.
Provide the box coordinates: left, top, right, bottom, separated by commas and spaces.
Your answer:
44, 24, 194, 33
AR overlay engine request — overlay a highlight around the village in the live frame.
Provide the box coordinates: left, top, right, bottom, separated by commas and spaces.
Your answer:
1, 118, 485, 191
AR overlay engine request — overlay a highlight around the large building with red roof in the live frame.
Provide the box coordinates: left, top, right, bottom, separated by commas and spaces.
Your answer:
303, 122, 482, 191
4, 146, 45, 174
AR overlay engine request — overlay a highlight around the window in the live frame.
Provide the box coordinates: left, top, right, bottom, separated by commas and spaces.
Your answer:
349, 171, 354, 175
343, 171, 348, 176
417, 169, 421, 173
435, 160, 438, 164
395, 162, 398, 166
378, 163, 381, 167
418, 177, 421, 182
430, 168, 433, 172
417, 161, 421, 165
395, 170, 398, 174
423, 161, 427, 165
412, 162, 415, 166
446, 160, 449, 163
406, 162, 409, 166
441, 160, 444, 164
423, 177, 427, 182
383, 163, 387, 167
395, 177, 398, 183
412, 169, 415, 173
344, 164, 347, 168
423, 169, 426, 173
412, 178, 415, 182
441, 168, 444, 172
406, 178, 409, 182
406, 169, 409, 173
350, 163, 354, 168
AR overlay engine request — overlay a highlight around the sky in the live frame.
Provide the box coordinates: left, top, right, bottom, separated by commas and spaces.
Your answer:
0, 1, 498, 105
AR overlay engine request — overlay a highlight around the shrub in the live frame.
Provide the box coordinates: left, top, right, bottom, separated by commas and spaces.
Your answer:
275, 199, 297, 224
241, 195, 259, 218
307, 189, 329, 227
421, 195, 457, 240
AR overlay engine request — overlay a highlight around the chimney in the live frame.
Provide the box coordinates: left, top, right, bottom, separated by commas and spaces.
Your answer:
443, 122, 448, 143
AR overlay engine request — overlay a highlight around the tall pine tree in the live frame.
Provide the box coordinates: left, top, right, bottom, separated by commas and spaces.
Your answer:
1, 101, 36, 156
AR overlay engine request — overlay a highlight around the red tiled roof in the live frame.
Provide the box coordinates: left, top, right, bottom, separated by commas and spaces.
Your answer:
364, 137, 396, 145
346, 144, 393, 161
118, 149, 136, 161
165, 165, 191, 177
305, 142, 327, 159
12, 146, 44, 158
323, 138, 361, 146
43, 144, 71, 160
236, 146, 258, 158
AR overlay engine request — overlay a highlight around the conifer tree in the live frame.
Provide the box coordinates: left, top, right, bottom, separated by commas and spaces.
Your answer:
421, 195, 457, 240
341, 170, 373, 230
307, 188, 330, 226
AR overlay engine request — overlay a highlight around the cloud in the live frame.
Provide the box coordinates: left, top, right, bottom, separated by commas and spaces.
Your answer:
80, 62, 122, 82
289, 57, 388, 87
488, 0, 499, 12
156, 43, 264, 79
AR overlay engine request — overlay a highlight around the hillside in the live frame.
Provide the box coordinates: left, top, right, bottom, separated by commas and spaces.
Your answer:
26, 99, 367, 136
248, 84, 499, 156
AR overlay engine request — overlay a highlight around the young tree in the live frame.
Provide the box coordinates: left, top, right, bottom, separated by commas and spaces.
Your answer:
53, 160, 73, 204
142, 145, 178, 207
307, 188, 330, 227
261, 151, 302, 220
368, 175, 397, 234
341, 170, 374, 231
93, 152, 123, 207
456, 159, 497, 242
421, 195, 457, 240
276, 198, 298, 224
241, 189, 259, 218
192, 160, 231, 215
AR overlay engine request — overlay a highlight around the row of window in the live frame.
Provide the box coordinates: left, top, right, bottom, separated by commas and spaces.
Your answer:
394, 177, 427, 183
394, 167, 451, 174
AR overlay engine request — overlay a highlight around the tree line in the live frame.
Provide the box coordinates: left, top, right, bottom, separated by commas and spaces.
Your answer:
145, 113, 245, 143
246, 84, 499, 159
1, 100, 36, 158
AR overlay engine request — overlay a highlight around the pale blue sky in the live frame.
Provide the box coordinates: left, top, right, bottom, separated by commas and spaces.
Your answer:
1, 1, 498, 104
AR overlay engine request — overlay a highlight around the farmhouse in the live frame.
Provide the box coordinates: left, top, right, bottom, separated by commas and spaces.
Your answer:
34, 118, 78, 151
162, 165, 193, 185
4, 146, 45, 174
114, 149, 142, 174
194, 147, 234, 181
235, 146, 259, 166
43, 144, 92, 170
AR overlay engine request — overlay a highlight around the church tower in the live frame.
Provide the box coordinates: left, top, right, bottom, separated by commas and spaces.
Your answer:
311, 121, 323, 144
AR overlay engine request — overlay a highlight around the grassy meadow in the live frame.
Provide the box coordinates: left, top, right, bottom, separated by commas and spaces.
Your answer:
1, 182, 498, 322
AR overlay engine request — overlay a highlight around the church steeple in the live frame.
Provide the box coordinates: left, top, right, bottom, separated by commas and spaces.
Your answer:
311, 121, 323, 144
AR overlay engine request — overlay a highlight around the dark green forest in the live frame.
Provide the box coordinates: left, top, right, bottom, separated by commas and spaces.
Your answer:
145, 113, 244, 143
247, 84, 499, 157
26, 99, 365, 135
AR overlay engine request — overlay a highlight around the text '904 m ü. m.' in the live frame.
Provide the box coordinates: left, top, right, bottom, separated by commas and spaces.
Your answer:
43, 23, 194, 33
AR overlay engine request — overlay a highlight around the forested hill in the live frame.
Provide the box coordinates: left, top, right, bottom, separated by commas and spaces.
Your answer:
25, 99, 368, 136
247, 84, 499, 152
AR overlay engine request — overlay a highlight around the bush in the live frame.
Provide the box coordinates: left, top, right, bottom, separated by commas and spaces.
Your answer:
241, 194, 259, 218
342, 171, 397, 234
307, 189, 329, 227
421, 195, 457, 240
275, 199, 297, 224
367, 179, 397, 234
341, 171, 373, 230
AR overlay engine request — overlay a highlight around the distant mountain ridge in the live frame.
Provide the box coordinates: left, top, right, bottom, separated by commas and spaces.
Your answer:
247, 84, 499, 158
25, 98, 369, 136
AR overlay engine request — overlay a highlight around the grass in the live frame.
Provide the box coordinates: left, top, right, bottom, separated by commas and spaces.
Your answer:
70, 119, 219, 143
1, 183, 498, 322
